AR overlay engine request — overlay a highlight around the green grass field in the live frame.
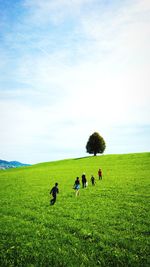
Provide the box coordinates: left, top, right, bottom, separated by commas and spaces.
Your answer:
0, 152, 150, 267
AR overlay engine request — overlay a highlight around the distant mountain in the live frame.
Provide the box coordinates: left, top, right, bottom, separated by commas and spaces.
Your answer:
0, 160, 31, 169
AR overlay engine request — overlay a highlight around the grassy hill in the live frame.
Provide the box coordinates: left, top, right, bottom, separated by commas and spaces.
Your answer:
0, 153, 150, 266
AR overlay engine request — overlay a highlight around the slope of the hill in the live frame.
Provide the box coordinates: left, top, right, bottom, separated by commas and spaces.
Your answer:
0, 152, 150, 267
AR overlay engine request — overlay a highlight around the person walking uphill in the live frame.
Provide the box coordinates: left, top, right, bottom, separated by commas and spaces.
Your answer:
82, 173, 87, 188
50, 182, 59, 205
74, 177, 80, 196
98, 168, 102, 180
91, 175, 95, 185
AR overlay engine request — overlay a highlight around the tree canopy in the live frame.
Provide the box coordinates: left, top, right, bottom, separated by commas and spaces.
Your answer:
86, 132, 106, 156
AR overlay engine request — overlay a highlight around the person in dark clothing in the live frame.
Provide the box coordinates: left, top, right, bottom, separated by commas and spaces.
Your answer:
91, 175, 95, 185
98, 169, 102, 180
82, 173, 87, 188
74, 177, 80, 196
50, 182, 59, 205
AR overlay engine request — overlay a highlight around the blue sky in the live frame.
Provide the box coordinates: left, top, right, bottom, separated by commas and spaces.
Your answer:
0, 0, 150, 164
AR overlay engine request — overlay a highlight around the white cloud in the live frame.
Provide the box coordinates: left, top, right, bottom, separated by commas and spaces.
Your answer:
23, 0, 93, 25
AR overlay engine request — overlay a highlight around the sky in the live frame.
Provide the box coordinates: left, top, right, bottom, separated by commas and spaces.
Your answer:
0, 0, 150, 164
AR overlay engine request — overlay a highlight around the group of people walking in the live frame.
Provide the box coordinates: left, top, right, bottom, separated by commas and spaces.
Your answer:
73, 168, 103, 196
50, 168, 102, 204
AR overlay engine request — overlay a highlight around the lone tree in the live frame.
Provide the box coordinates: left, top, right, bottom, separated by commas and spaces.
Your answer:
86, 132, 106, 156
